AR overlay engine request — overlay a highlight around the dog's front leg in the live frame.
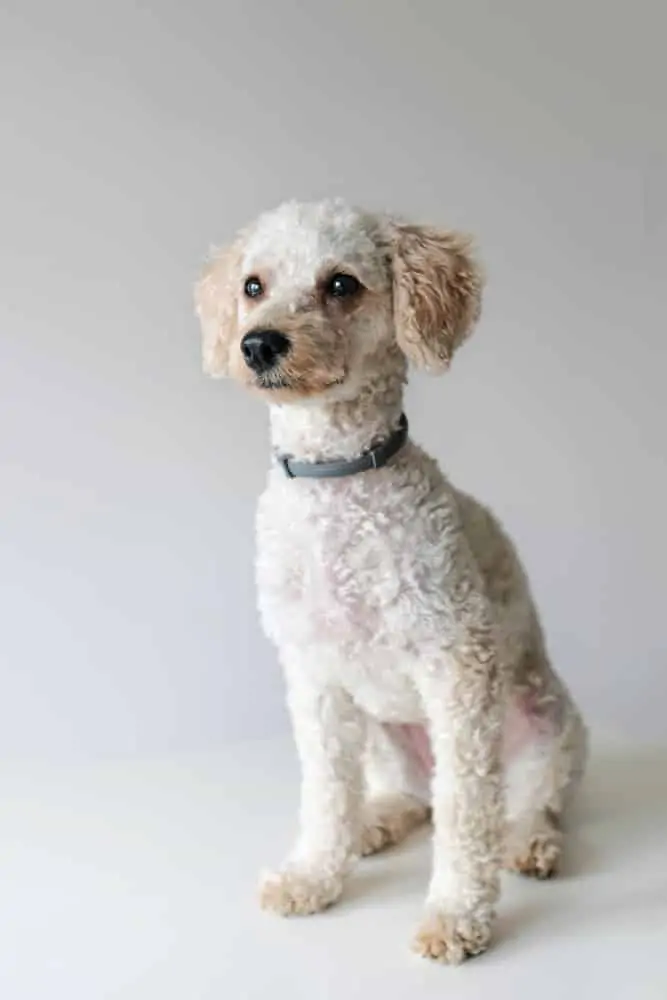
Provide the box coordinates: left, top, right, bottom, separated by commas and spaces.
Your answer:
413, 630, 504, 964
260, 672, 365, 916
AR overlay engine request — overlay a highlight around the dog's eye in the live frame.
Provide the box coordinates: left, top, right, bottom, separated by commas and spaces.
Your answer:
327, 273, 361, 299
244, 276, 264, 299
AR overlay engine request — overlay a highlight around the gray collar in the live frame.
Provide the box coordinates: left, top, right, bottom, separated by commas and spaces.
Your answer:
277, 414, 409, 479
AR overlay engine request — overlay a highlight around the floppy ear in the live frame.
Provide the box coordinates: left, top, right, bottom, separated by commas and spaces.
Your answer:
391, 224, 484, 372
194, 242, 241, 377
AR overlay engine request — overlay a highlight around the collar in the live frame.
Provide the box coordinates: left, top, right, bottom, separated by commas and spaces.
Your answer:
277, 413, 409, 480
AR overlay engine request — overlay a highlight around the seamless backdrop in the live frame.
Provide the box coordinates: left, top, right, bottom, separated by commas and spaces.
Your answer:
1, 0, 665, 756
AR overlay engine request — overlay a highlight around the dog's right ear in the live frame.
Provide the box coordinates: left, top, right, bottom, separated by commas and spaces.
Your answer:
390, 224, 484, 373
194, 242, 241, 378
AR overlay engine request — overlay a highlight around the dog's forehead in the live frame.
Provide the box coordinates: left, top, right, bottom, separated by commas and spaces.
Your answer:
241, 200, 382, 283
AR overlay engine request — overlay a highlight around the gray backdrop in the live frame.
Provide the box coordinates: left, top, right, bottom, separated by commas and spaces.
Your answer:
1, 1, 665, 756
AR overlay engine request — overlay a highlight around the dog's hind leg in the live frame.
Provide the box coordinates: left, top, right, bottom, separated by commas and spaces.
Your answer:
503, 649, 588, 879
360, 718, 431, 856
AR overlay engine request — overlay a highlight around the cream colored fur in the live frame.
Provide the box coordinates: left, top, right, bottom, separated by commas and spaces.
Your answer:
195, 199, 588, 964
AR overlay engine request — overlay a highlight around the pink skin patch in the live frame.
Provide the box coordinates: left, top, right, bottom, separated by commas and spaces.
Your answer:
386, 722, 434, 774
385, 694, 549, 778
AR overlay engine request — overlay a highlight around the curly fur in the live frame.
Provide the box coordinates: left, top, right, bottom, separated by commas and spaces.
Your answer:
195, 198, 588, 964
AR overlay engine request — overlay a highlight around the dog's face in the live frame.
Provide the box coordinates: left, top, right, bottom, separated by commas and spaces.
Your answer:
195, 199, 484, 404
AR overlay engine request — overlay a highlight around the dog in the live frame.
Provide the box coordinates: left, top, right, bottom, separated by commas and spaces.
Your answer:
194, 198, 587, 964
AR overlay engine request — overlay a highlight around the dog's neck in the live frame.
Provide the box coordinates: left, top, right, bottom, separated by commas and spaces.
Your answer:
269, 369, 406, 464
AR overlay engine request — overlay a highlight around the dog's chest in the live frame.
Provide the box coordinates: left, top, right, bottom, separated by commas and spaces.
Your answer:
257, 480, 397, 644
255, 470, 452, 655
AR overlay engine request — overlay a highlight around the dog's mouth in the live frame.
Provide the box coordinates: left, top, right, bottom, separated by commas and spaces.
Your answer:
254, 371, 347, 396
256, 373, 290, 390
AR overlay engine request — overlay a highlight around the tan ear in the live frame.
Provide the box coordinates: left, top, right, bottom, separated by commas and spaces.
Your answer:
194, 242, 241, 377
392, 224, 484, 371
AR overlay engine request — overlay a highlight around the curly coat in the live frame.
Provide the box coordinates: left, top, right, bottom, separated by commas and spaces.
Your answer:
195, 199, 587, 964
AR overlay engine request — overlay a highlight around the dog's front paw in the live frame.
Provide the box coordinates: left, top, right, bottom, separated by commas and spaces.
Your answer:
412, 912, 492, 965
259, 867, 343, 916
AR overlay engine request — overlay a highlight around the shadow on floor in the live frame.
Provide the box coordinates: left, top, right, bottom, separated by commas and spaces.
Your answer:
342, 742, 667, 935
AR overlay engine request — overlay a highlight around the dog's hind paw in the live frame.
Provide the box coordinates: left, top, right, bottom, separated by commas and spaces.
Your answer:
412, 912, 492, 964
360, 794, 430, 856
505, 832, 562, 879
259, 867, 343, 916
504, 810, 563, 879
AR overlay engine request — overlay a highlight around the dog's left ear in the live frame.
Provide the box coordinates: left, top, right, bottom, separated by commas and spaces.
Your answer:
391, 224, 484, 372
194, 241, 241, 378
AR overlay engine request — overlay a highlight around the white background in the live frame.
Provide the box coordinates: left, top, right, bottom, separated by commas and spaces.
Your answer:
1, 0, 665, 757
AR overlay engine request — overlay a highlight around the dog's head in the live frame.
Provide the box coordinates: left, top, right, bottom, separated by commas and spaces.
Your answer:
195, 199, 484, 402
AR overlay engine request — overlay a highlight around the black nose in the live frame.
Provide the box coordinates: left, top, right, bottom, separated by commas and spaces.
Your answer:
240, 330, 290, 373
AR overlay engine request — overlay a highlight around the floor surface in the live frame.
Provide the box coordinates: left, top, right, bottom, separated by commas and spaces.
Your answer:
0, 736, 666, 999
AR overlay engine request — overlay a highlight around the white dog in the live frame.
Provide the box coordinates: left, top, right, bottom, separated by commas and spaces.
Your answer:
195, 199, 587, 964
